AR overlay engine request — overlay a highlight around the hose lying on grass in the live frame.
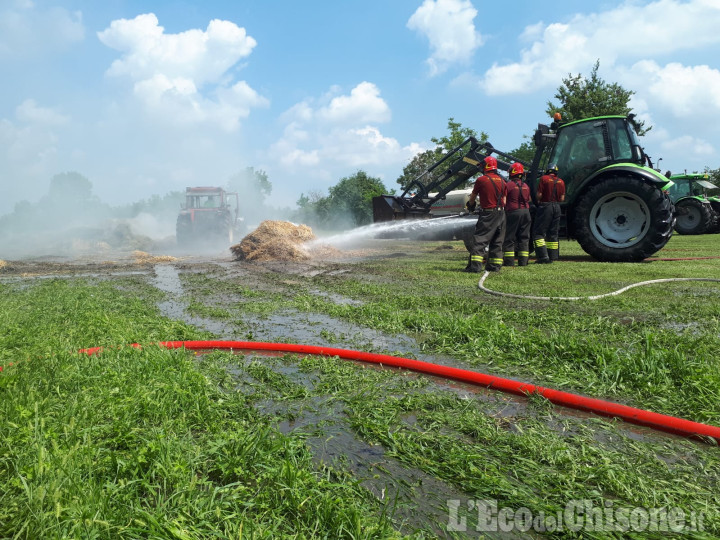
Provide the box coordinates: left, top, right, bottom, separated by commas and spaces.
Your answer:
78, 340, 720, 445
478, 272, 720, 301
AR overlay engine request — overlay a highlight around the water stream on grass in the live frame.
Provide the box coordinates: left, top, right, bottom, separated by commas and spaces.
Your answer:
309, 215, 475, 249
225, 355, 533, 539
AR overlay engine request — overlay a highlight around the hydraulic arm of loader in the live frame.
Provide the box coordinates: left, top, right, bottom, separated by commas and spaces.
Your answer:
374, 137, 528, 221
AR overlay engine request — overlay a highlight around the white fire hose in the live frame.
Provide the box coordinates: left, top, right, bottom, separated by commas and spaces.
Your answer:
478, 272, 720, 301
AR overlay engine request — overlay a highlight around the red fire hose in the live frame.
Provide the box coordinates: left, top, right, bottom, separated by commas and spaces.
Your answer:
78, 340, 720, 444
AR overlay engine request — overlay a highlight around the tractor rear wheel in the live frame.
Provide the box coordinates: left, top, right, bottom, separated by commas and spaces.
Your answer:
573, 175, 674, 262
674, 198, 713, 235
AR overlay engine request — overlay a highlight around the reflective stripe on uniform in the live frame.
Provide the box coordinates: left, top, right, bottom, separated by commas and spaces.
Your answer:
534, 239, 546, 247
471, 255, 484, 262
546, 241, 559, 249
503, 251, 515, 258
518, 251, 529, 257
489, 258, 503, 265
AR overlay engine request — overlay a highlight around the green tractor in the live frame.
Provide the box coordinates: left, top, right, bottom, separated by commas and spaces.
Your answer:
528, 115, 675, 261
667, 173, 720, 235
373, 114, 675, 262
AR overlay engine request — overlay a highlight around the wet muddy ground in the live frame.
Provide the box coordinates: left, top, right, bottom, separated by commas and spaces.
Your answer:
0, 245, 699, 538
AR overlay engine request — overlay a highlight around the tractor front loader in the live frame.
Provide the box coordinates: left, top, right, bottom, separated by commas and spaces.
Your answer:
372, 137, 527, 241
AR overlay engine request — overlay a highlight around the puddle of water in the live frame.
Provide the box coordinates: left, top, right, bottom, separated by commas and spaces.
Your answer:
305, 425, 472, 537
218, 356, 500, 536
660, 321, 700, 334
308, 288, 364, 306
151, 264, 184, 295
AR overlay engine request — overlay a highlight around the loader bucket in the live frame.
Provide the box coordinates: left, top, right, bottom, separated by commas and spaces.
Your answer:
372, 195, 406, 222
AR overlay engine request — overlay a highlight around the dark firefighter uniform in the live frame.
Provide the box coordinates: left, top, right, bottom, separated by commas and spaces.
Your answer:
465, 156, 507, 273
502, 163, 532, 267
533, 164, 565, 263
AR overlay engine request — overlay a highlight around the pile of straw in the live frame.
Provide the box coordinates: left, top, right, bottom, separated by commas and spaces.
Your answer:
132, 251, 178, 264
231, 220, 338, 262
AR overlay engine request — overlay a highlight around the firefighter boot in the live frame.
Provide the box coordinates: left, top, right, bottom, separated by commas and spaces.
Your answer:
534, 241, 551, 264
547, 241, 560, 261
517, 251, 529, 267
485, 257, 503, 272
503, 251, 515, 267
465, 255, 484, 273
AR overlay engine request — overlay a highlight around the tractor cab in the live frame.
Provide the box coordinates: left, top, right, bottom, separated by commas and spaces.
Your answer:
183, 188, 227, 210
540, 116, 645, 201
667, 175, 718, 200
176, 187, 241, 246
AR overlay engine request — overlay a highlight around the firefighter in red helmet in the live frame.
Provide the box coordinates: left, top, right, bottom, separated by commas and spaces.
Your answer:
502, 162, 532, 266
533, 163, 565, 263
464, 155, 507, 273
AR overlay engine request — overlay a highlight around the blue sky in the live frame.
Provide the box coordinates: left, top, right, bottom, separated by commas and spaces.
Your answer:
2, 0, 720, 215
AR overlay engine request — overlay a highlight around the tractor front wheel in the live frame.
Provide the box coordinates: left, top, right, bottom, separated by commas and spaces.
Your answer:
176, 216, 193, 246
674, 198, 713, 235
573, 176, 674, 262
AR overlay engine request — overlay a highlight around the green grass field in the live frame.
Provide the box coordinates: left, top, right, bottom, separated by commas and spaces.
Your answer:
1, 233, 719, 538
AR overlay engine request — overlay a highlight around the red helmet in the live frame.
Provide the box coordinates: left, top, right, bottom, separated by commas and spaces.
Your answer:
509, 162, 524, 177
483, 156, 498, 172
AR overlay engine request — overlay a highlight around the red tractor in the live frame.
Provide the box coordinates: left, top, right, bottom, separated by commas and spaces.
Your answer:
176, 187, 241, 246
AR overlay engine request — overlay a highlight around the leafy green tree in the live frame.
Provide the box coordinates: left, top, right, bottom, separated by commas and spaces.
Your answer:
508, 138, 536, 164
40, 171, 107, 224
0, 171, 110, 236
295, 171, 389, 229
396, 118, 489, 192
704, 166, 720, 190
47, 172, 95, 203
546, 60, 650, 135
327, 170, 388, 226
294, 190, 326, 225
226, 167, 273, 226
114, 191, 185, 219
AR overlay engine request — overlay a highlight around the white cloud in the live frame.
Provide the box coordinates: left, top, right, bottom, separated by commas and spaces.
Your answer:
662, 135, 714, 157
407, 0, 483, 76
318, 82, 391, 125
478, 0, 720, 95
625, 61, 720, 118
0, 1, 84, 58
98, 14, 256, 87
98, 13, 267, 131
3, 99, 68, 165
0, 106, 64, 207
616, 60, 720, 171
481, 22, 593, 95
15, 99, 69, 126
644, 126, 715, 164
267, 83, 423, 189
